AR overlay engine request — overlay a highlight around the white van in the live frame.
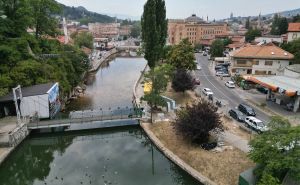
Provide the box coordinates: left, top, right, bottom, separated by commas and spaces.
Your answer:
244, 116, 268, 133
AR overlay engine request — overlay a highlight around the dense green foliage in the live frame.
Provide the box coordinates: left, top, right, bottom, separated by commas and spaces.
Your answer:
175, 100, 223, 144
222, 38, 232, 47
249, 116, 300, 183
292, 14, 300, 23
0, 0, 89, 96
281, 38, 300, 64
71, 32, 93, 49
245, 29, 261, 42
141, 64, 172, 122
61, 5, 115, 24
130, 21, 142, 38
167, 39, 196, 70
172, 69, 195, 93
271, 14, 288, 35
210, 39, 224, 57
141, 0, 167, 68
31, 0, 61, 38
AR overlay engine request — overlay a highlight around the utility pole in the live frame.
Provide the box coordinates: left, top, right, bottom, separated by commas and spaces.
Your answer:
12, 85, 23, 126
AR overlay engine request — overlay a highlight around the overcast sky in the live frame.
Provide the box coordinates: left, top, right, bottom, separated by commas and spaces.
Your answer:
57, 0, 300, 20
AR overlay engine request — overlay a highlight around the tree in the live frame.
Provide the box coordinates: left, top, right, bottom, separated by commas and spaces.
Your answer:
175, 100, 223, 144
30, 0, 61, 38
210, 39, 224, 57
245, 17, 250, 29
223, 38, 232, 47
258, 173, 280, 185
141, 64, 172, 122
194, 43, 203, 51
281, 38, 300, 64
249, 116, 300, 183
141, 0, 167, 68
172, 69, 195, 93
130, 21, 141, 38
72, 32, 93, 49
292, 14, 300, 23
167, 38, 196, 70
271, 14, 288, 35
245, 29, 261, 42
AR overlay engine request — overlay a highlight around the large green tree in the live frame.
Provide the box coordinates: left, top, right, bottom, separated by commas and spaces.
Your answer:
141, 0, 167, 68
31, 0, 61, 38
210, 39, 224, 58
249, 116, 300, 184
245, 29, 261, 42
72, 32, 93, 49
271, 14, 288, 35
281, 38, 300, 64
167, 38, 196, 70
141, 64, 172, 122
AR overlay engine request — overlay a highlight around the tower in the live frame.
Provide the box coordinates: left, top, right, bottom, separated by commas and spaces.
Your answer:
230, 12, 233, 19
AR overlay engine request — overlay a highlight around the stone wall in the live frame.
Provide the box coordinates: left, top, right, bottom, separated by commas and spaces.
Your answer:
8, 123, 29, 147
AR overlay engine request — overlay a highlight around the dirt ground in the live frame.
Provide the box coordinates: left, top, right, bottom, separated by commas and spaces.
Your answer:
162, 83, 198, 106
222, 116, 253, 141
149, 121, 255, 185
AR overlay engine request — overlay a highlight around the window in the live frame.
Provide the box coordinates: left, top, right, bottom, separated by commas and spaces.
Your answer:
265, 61, 273, 66
253, 60, 259, 65
237, 60, 247, 65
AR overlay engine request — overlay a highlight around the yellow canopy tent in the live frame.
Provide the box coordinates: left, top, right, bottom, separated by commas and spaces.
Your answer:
144, 82, 152, 94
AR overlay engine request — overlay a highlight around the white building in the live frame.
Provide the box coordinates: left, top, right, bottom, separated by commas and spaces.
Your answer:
229, 43, 294, 75
287, 23, 300, 43
255, 35, 283, 44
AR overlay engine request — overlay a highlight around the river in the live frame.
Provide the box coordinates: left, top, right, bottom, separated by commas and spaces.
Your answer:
0, 57, 200, 185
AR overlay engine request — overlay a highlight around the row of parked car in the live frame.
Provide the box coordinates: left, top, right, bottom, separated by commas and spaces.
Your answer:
229, 103, 268, 133
215, 64, 230, 77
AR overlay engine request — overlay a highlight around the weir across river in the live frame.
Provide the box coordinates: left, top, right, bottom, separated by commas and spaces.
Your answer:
28, 107, 143, 130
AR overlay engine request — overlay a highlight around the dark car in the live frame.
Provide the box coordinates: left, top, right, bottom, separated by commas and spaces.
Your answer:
257, 86, 269, 94
192, 78, 201, 85
228, 109, 245, 122
238, 103, 256, 116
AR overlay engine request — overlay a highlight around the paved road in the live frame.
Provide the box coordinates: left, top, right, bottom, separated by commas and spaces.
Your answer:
194, 54, 270, 123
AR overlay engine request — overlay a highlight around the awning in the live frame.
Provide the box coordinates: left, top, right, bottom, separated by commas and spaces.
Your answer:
243, 75, 300, 97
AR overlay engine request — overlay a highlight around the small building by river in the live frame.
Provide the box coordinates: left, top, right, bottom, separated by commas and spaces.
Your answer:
0, 83, 61, 119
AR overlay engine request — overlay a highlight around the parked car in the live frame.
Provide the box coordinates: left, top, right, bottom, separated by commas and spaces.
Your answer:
244, 116, 268, 133
196, 65, 202, 70
225, 81, 235, 88
216, 71, 230, 77
203, 52, 207, 56
215, 65, 227, 71
228, 109, 245, 122
257, 86, 269, 94
202, 88, 213, 96
238, 103, 256, 116
192, 78, 201, 85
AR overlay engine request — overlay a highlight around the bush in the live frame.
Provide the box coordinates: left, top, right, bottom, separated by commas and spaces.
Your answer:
175, 100, 223, 144
172, 69, 195, 93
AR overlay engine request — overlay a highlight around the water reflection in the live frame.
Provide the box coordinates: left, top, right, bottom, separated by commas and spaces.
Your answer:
0, 127, 200, 185
66, 57, 147, 112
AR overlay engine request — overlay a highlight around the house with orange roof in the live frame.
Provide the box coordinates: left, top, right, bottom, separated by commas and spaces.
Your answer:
229, 43, 294, 75
287, 23, 300, 43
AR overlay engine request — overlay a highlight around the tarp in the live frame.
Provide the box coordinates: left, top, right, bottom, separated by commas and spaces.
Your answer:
144, 82, 152, 94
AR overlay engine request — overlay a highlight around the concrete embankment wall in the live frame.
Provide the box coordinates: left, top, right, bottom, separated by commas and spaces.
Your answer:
140, 123, 217, 185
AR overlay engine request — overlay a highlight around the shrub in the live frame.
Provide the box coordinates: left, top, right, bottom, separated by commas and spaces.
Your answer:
175, 100, 223, 144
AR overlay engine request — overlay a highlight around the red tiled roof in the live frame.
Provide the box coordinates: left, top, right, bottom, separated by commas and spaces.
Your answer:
288, 23, 300, 32
232, 44, 294, 60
